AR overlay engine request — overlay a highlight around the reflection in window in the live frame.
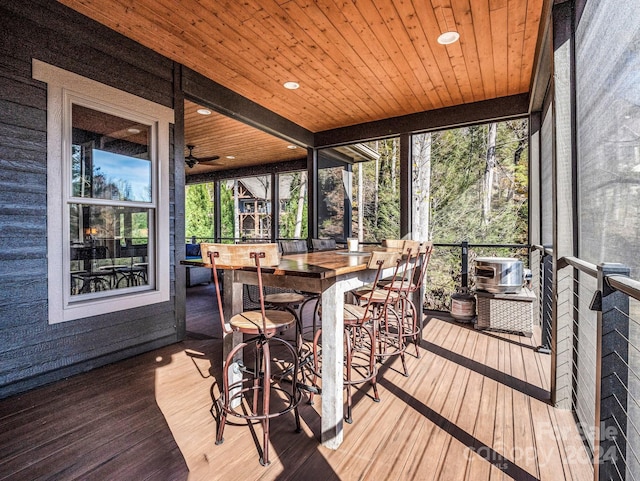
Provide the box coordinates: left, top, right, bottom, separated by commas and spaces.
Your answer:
69, 205, 150, 295
72, 105, 151, 202
317, 142, 392, 243
69, 104, 154, 297
318, 166, 345, 240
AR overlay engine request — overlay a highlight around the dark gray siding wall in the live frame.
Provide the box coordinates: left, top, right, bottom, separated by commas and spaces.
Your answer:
0, 0, 180, 398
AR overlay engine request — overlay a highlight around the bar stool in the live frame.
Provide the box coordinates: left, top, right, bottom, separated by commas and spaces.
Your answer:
380, 241, 433, 358
201, 242, 302, 466
305, 250, 402, 423
349, 241, 411, 376
263, 240, 318, 350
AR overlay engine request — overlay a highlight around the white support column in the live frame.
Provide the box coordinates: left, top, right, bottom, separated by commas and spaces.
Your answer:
320, 280, 344, 449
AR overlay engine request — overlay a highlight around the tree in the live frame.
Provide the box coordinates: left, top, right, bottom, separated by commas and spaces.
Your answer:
278, 172, 308, 239
220, 182, 235, 240
293, 172, 307, 238
185, 183, 213, 240
482, 122, 497, 225
233, 180, 240, 239
412, 132, 432, 241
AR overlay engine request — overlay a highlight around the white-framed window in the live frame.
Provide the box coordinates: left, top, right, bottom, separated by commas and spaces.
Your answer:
33, 60, 174, 323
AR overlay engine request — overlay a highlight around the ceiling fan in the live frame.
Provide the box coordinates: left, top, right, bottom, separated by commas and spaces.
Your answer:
184, 144, 220, 168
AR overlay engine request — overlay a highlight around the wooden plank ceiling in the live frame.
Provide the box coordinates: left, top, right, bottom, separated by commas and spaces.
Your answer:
184, 100, 306, 175
58, 0, 544, 174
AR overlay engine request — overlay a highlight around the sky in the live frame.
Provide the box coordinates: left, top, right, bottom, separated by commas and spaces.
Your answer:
92, 149, 151, 202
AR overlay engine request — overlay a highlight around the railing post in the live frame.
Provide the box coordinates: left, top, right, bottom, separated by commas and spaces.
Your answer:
461, 241, 469, 289
593, 262, 630, 481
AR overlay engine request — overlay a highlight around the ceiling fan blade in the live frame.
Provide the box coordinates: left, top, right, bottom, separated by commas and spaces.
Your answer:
197, 155, 221, 163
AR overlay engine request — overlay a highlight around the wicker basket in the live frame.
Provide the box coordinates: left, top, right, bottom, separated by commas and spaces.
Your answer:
475, 288, 536, 337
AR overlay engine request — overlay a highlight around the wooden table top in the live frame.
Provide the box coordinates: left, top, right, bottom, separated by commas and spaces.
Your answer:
181, 246, 390, 280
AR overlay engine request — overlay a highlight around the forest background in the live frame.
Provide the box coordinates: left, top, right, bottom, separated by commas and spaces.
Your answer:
185, 119, 529, 308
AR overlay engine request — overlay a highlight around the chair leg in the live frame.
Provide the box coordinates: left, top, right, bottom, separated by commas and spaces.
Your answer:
216, 342, 246, 446
308, 328, 322, 405
213, 316, 301, 464
403, 297, 421, 358
285, 305, 303, 356
364, 326, 380, 403
271, 337, 303, 434
253, 341, 262, 415
394, 307, 409, 377
215, 404, 227, 445
386, 305, 409, 377
260, 340, 271, 466
294, 404, 301, 433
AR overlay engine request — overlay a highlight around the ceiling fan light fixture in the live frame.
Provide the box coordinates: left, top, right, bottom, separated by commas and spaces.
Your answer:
437, 31, 460, 45
283, 81, 300, 90
196, 108, 212, 115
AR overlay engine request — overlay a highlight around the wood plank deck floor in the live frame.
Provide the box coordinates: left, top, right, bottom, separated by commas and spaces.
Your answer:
0, 284, 593, 481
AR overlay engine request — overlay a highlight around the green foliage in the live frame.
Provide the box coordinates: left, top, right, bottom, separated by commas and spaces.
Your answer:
352, 138, 401, 242
318, 167, 345, 238
185, 183, 213, 239
425, 119, 530, 307
278, 172, 308, 239
429, 120, 529, 244
220, 182, 235, 240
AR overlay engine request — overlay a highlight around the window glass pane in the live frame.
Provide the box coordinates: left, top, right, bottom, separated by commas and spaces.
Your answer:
412, 121, 529, 310
278, 172, 308, 240
220, 181, 235, 242
318, 142, 395, 243
69, 204, 150, 295
72, 104, 151, 202
185, 183, 214, 242
428, 122, 528, 245
354, 138, 400, 243
317, 163, 345, 241
220, 176, 272, 242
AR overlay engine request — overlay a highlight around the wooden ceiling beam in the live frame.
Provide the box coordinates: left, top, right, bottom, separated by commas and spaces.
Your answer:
186, 157, 308, 184
182, 66, 314, 148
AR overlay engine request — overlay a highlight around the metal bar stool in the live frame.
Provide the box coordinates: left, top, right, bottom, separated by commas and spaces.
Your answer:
264, 240, 319, 350
201, 243, 302, 466
305, 250, 402, 424
380, 241, 434, 358
353, 247, 408, 377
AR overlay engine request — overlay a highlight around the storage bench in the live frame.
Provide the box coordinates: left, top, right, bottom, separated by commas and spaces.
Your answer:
475, 287, 536, 337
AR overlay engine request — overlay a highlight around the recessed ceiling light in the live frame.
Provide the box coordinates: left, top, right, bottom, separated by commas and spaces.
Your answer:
226, 155, 235, 159
437, 31, 460, 45
283, 81, 300, 90
196, 108, 212, 115
127, 128, 141, 134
